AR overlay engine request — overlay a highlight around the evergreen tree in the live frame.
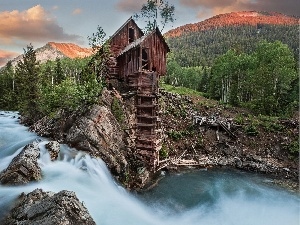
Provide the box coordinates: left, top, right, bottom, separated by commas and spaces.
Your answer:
0, 61, 16, 109
54, 58, 64, 84
14, 44, 41, 123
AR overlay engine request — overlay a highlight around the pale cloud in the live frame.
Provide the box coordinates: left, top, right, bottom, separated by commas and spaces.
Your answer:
52, 5, 59, 10
115, 0, 147, 13
180, 0, 300, 19
72, 8, 82, 15
0, 50, 18, 67
180, 0, 236, 8
0, 5, 83, 45
196, 9, 213, 19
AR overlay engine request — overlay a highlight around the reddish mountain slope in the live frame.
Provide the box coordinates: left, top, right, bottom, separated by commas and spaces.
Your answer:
165, 11, 299, 38
48, 42, 93, 59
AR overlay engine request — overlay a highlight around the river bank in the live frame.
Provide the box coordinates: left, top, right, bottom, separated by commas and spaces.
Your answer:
158, 90, 299, 191
22, 88, 299, 191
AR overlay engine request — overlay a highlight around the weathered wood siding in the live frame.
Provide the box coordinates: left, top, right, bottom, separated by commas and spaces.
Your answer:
141, 31, 168, 76
109, 19, 143, 56
117, 30, 169, 80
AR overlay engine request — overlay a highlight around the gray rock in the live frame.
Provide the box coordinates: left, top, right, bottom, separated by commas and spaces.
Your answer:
2, 188, 96, 225
66, 105, 127, 176
0, 142, 41, 185
218, 157, 228, 166
45, 141, 60, 161
234, 157, 242, 168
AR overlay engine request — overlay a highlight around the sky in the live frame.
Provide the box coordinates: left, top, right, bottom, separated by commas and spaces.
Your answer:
0, 0, 299, 66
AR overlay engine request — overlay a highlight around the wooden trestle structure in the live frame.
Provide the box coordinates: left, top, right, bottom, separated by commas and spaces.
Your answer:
129, 71, 162, 169
106, 17, 169, 170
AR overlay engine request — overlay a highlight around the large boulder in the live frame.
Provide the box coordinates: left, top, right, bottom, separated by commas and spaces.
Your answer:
2, 188, 96, 225
65, 105, 128, 176
0, 142, 41, 185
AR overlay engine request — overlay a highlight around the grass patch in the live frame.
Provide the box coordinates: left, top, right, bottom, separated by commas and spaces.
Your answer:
244, 123, 259, 136
161, 83, 204, 97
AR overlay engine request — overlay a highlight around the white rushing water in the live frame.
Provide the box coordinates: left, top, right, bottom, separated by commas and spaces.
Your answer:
0, 111, 299, 225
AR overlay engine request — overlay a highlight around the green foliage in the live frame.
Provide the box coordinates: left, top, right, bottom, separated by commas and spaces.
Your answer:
164, 53, 209, 92
0, 43, 103, 121
244, 123, 259, 136
257, 115, 284, 132
14, 44, 41, 121
209, 40, 297, 116
196, 134, 203, 147
159, 144, 169, 159
234, 114, 245, 125
111, 97, 125, 124
88, 25, 107, 53
167, 130, 183, 140
167, 24, 299, 67
134, 0, 175, 32
0, 61, 17, 110
288, 140, 299, 157
167, 129, 193, 141
161, 83, 204, 97
51, 79, 80, 111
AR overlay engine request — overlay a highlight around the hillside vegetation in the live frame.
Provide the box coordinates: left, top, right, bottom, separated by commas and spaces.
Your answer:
163, 11, 299, 117
165, 11, 299, 67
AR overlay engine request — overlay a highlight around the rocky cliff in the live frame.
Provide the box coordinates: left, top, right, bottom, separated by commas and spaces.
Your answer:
30, 88, 147, 189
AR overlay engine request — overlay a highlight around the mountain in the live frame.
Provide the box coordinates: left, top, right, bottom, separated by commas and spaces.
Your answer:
165, 11, 299, 67
9, 42, 93, 67
165, 11, 299, 38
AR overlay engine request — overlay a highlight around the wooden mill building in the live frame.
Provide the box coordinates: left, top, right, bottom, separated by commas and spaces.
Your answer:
106, 18, 170, 170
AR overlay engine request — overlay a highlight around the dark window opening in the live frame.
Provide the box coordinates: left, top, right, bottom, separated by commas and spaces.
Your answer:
129, 28, 135, 43
142, 49, 149, 70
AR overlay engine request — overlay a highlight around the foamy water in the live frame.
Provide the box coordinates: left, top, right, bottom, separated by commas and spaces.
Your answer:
0, 111, 299, 225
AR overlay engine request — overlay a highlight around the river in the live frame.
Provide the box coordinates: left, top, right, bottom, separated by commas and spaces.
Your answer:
0, 111, 299, 225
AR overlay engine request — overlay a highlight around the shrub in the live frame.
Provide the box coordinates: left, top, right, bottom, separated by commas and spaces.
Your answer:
159, 144, 169, 159
111, 97, 125, 124
288, 141, 299, 157
244, 123, 259, 136
234, 114, 244, 125
167, 130, 183, 140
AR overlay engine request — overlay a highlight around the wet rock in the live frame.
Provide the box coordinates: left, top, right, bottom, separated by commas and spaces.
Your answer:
0, 142, 41, 185
45, 141, 60, 161
65, 105, 127, 177
218, 157, 228, 166
2, 188, 96, 225
234, 157, 242, 168
135, 168, 150, 189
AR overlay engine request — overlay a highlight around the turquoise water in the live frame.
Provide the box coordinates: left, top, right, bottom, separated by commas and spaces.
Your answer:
0, 111, 299, 225
139, 169, 300, 225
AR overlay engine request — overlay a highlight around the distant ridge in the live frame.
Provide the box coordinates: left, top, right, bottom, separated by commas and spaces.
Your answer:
165, 11, 299, 38
9, 42, 93, 67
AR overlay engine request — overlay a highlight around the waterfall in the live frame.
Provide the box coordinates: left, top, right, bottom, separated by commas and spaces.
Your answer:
0, 111, 299, 225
